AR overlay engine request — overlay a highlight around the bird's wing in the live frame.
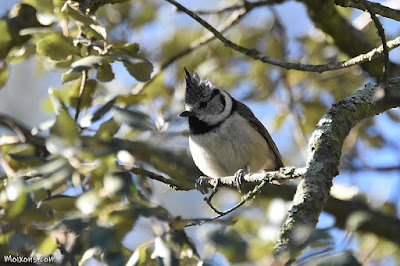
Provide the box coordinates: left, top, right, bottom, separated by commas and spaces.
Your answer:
234, 99, 284, 169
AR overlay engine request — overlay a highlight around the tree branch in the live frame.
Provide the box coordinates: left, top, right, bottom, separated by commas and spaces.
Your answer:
164, 0, 400, 73
335, 0, 400, 22
299, 0, 400, 79
191, 0, 286, 15
275, 78, 400, 255
358, 0, 389, 86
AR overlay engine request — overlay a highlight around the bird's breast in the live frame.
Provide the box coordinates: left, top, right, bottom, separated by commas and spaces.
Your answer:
189, 113, 271, 177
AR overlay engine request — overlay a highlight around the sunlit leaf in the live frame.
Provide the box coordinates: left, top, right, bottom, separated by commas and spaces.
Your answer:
126, 241, 152, 266
97, 118, 120, 140
103, 171, 134, 196
61, 70, 81, 83
36, 33, 78, 61
0, 20, 12, 57
76, 191, 102, 215
35, 235, 57, 256
69, 79, 97, 109
62, 2, 97, 26
0, 63, 9, 89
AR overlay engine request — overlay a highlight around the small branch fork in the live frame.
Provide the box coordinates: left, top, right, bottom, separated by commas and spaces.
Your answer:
163, 0, 400, 73
357, 0, 389, 87
184, 167, 305, 227
335, 0, 400, 22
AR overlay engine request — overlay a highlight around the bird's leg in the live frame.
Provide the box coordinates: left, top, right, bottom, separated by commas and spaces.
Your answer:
233, 166, 249, 193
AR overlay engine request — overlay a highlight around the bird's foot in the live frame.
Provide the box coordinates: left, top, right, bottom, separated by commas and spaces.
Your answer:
233, 168, 246, 193
195, 176, 217, 194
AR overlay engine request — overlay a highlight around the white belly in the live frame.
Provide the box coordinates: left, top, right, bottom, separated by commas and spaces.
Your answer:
189, 113, 272, 177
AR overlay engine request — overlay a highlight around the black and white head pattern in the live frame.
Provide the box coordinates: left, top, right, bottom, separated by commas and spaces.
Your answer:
183, 68, 234, 133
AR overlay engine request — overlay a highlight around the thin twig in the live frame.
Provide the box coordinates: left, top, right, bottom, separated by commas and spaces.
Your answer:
204, 188, 223, 215
335, 0, 400, 22
129, 167, 190, 191
358, 0, 389, 87
185, 179, 268, 227
164, 0, 400, 73
191, 0, 285, 15
133, 6, 249, 94
74, 70, 88, 121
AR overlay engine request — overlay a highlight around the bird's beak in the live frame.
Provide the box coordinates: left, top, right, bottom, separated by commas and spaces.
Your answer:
179, 110, 193, 117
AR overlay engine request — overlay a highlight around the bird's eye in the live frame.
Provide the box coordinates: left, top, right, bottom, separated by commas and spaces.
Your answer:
199, 101, 208, 108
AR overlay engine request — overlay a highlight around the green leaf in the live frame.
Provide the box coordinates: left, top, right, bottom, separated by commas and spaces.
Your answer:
0, 20, 12, 54
127, 241, 152, 266
61, 70, 81, 83
63, 2, 97, 26
70, 79, 97, 109
91, 98, 115, 122
97, 118, 120, 140
111, 53, 153, 82
308, 250, 361, 266
97, 62, 115, 82
124, 60, 153, 82
36, 33, 78, 61
112, 43, 139, 55
115, 94, 146, 105
89, 225, 116, 249
103, 171, 134, 196
113, 106, 154, 131
50, 109, 79, 145
71, 55, 104, 72
76, 191, 102, 215
0, 63, 10, 89
28, 163, 72, 190
35, 235, 57, 256
7, 153, 45, 162
19, 27, 53, 36
38, 196, 76, 216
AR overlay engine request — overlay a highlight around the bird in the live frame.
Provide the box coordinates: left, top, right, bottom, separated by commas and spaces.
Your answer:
180, 68, 283, 190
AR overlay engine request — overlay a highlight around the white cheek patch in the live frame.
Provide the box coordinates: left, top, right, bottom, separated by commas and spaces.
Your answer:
200, 90, 232, 126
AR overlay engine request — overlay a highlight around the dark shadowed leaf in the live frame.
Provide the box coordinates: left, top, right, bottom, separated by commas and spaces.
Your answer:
305, 250, 361, 266
123, 60, 153, 82
91, 98, 116, 122
110, 53, 152, 82
71, 55, 104, 72
7, 153, 45, 162
97, 62, 115, 82
59, 217, 90, 233
113, 106, 154, 131
209, 228, 248, 263
89, 225, 116, 250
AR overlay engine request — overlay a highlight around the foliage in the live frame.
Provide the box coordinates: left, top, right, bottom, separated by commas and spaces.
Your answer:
0, 0, 399, 265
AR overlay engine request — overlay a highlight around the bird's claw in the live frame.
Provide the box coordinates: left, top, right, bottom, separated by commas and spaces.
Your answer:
195, 176, 215, 194
233, 169, 245, 193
